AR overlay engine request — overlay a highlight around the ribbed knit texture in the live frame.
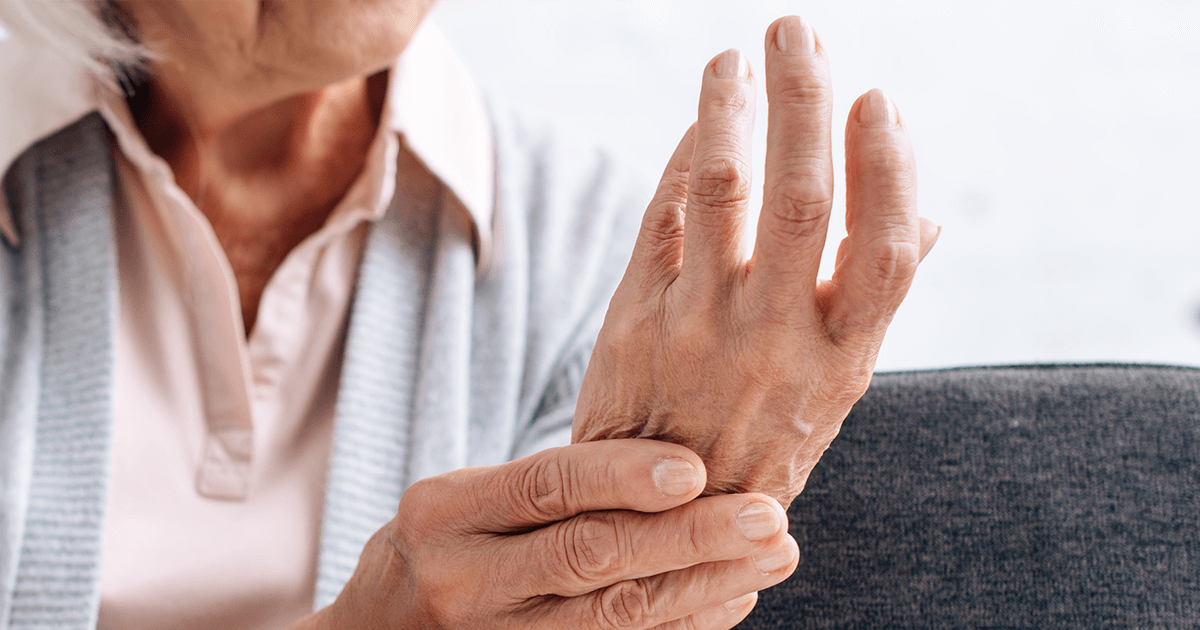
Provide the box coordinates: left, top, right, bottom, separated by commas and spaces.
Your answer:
312, 107, 646, 607
7, 113, 117, 630
0, 104, 47, 630
314, 154, 441, 605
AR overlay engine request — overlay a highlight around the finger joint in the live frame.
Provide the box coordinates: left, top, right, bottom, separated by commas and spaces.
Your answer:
771, 73, 832, 110
689, 157, 751, 217
516, 449, 574, 522
595, 579, 654, 629
562, 512, 627, 586
765, 181, 833, 241
639, 199, 686, 244
863, 236, 920, 284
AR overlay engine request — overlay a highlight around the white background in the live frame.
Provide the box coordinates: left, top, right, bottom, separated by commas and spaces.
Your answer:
4, 1, 1199, 372
431, 0, 1200, 372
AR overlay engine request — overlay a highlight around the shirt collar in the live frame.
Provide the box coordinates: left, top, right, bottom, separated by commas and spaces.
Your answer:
0, 22, 495, 266
386, 21, 496, 268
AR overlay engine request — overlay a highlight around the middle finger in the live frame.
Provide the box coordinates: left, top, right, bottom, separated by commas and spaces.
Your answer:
750, 16, 835, 307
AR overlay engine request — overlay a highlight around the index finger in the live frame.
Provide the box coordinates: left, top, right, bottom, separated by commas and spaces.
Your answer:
680, 49, 757, 293
512, 493, 793, 599
462, 439, 708, 533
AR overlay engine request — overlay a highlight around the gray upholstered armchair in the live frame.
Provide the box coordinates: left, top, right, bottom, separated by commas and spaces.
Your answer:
742, 364, 1200, 628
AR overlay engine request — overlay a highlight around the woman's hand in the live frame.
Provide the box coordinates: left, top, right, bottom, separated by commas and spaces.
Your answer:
572, 16, 938, 506
293, 439, 797, 629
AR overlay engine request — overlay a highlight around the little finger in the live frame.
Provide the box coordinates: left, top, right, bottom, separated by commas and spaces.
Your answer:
826, 89, 920, 347
833, 216, 937, 272
650, 591, 759, 630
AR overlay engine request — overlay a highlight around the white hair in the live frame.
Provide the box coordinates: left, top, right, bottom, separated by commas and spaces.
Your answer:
0, 0, 145, 79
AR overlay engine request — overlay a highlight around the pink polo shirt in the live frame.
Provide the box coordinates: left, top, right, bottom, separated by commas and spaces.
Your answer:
38, 24, 496, 630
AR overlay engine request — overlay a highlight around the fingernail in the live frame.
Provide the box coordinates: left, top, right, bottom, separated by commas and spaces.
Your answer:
653, 458, 700, 495
723, 592, 757, 613
753, 544, 798, 574
736, 503, 782, 541
715, 49, 750, 80
776, 16, 816, 55
857, 89, 898, 127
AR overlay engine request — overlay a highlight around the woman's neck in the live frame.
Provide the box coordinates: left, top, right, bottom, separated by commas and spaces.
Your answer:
128, 69, 389, 333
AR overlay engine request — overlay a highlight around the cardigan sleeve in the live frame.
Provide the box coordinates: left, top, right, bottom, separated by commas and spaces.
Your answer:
487, 104, 657, 461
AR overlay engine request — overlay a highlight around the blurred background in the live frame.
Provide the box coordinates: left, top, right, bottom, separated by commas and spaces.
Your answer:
3, 1, 1198, 372
430, 0, 1200, 372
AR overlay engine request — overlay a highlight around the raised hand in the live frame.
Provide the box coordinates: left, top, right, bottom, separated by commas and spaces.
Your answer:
292, 440, 797, 629
573, 16, 938, 505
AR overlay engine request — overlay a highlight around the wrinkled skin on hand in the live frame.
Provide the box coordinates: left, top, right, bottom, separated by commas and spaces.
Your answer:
573, 16, 938, 506
294, 440, 798, 630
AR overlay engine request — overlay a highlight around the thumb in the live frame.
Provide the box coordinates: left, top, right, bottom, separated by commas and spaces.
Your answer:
466, 439, 707, 533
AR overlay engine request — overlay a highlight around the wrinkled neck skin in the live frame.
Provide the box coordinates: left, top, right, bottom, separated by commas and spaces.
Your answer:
127, 68, 388, 224
118, 0, 424, 332
120, 0, 425, 210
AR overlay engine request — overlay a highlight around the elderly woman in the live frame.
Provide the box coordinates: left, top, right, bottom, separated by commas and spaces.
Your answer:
0, 1, 936, 629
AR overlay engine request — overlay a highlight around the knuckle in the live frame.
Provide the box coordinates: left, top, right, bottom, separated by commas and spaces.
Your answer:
682, 512, 717, 559
388, 509, 419, 556
772, 71, 832, 108
515, 449, 574, 522
394, 476, 441, 539
417, 575, 468, 629
388, 486, 475, 629
670, 310, 724, 363
658, 170, 692, 197
639, 199, 686, 245
562, 512, 627, 585
596, 580, 654, 629
689, 157, 751, 214
398, 475, 435, 511
600, 310, 656, 366
707, 88, 752, 115
862, 235, 920, 284
387, 533, 470, 629
765, 179, 833, 240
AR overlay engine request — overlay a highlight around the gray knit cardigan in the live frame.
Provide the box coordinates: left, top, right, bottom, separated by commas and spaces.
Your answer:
0, 109, 648, 629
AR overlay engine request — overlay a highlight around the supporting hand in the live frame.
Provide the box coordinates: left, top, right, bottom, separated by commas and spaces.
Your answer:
293, 440, 797, 629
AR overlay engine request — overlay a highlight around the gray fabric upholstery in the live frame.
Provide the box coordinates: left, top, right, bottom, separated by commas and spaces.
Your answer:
743, 364, 1200, 629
